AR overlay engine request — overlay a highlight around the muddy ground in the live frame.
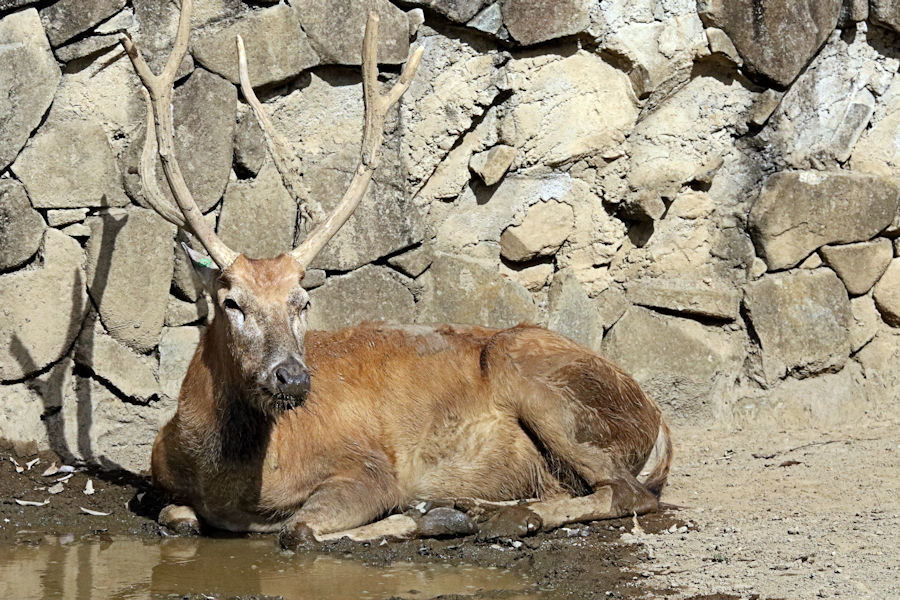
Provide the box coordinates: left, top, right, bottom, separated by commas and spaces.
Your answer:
1, 414, 896, 600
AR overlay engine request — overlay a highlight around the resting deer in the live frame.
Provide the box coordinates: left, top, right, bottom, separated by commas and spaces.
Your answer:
119, 0, 672, 546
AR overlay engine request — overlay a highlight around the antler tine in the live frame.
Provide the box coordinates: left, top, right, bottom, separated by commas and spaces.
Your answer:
290, 12, 424, 269
236, 35, 324, 228
119, 0, 239, 269
137, 88, 188, 228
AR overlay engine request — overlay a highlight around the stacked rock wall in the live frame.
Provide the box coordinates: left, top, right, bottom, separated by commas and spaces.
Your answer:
0, 0, 898, 472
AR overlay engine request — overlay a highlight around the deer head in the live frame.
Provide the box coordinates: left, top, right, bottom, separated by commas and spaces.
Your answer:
119, 0, 422, 414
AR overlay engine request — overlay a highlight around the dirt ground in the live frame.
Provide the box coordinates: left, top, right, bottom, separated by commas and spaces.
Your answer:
1, 412, 897, 600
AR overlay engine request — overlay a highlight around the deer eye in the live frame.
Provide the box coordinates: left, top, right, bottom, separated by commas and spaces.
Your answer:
223, 297, 245, 326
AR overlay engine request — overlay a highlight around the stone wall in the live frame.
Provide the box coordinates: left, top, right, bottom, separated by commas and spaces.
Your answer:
1, 0, 898, 472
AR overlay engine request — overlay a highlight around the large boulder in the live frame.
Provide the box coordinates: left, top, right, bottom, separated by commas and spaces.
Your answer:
749, 172, 900, 271
417, 253, 537, 328
292, 0, 408, 65
191, 4, 319, 86
697, 0, 841, 86
500, 0, 591, 45
217, 161, 297, 259
743, 269, 852, 382
0, 230, 88, 381
12, 116, 130, 209
0, 9, 60, 171
602, 306, 743, 419
820, 239, 893, 296
307, 265, 415, 330
39, 0, 126, 47
0, 179, 45, 270
85, 209, 177, 353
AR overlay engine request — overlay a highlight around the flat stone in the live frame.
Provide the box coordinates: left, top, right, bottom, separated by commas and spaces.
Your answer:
39, 0, 126, 47
602, 306, 742, 419
0, 9, 61, 171
873, 259, 900, 326
820, 239, 893, 296
743, 269, 851, 382
85, 208, 177, 353
47, 208, 88, 227
500, 200, 574, 263
0, 179, 45, 270
192, 4, 319, 86
469, 145, 516, 186
705, 27, 741, 64
300, 269, 326, 290
417, 253, 536, 328
54, 33, 121, 63
468, 3, 502, 34
233, 105, 266, 177
76, 314, 159, 402
12, 116, 129, 209
403, 0, 486, 22
849, 294, 880, 352
158, 326, 201, 400
217, 161, 297, 259
308, 265, 415, 331
625, 278, 741, 321
547, 270, 603, 352
387, 245, 434, 278
0, 229, 88, 381
697, 0, 841, 86
621, 192, 665, 222
293, 0, 408, 65
501, 0, 591, 45
165, 295, 209, 327
502, 52, 638, 168
870, 0, 900, 31
749, 171, 900, 271
500, 262, 552, 292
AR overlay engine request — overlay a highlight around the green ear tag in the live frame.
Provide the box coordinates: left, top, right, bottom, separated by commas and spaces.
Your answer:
199, 257, 213, 267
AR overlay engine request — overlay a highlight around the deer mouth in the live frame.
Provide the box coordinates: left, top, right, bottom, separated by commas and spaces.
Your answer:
271, 391, 306, 413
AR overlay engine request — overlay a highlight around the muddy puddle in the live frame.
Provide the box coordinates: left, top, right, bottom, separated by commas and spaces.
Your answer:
0, 535, 539, 600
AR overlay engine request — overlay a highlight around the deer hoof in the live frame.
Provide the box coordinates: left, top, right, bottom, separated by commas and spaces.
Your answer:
158, 504, 200, 536
279, 521, 319, 551
475, 506, 542, 541
416, 507, 477, 538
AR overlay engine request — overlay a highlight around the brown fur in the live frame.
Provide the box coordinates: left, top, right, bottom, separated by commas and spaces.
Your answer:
151, 256, 672, 536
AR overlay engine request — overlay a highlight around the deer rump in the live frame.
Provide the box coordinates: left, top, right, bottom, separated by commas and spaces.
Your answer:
152, 322, 671, 542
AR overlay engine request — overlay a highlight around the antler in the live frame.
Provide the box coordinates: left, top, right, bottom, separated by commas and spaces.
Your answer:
119, 0, 239, 269
237, 13, 423, 269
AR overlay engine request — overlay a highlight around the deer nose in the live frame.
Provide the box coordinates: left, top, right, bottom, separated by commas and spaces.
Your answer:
274, 359, 310, 399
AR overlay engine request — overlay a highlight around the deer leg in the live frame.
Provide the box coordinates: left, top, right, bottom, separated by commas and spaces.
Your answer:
279, 475, 401, 549
158, 504, 201, 536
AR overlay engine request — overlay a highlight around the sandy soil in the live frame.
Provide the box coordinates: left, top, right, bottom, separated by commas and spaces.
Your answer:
1, 412, 896, 600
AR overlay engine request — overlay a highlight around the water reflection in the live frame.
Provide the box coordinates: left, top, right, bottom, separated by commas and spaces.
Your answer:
0, 536, 538, 599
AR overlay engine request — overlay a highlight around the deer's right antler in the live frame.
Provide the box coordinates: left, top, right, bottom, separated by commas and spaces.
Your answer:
119, 0, 239, 269
237, 12, 423, 270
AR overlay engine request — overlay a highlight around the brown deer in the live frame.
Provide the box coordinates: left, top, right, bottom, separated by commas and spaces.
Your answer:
119, 0, 672, 546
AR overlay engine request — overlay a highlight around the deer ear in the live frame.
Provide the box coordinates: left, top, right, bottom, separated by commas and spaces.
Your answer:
182, 243, 220, 291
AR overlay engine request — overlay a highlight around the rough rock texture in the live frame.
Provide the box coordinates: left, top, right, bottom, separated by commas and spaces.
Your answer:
191, 4, 319, 86
85, 209, 176, 353
873, 259, 900, 326
13, 116, 129, 210
501, 0, 591, 45
0, 9, 60, 172
469, 145, 516, 186
870, 0, 900, 30
820, 239, 894, 295
308, 266, 415, 331
749, 172, 900, 271
0, 230, 88, 381
697, 0, 842, 86
417, 253, 536, 328
158, 326, 200, 401
849, 294, 880, 352
0, 179, 45, 270
387, 245, 434, 278
39, 0, 126, 47
625, 278, 741, 321
217, 162, 297, 259
499, 200, 574, 262
405, 0, 485, 23
852, 78, 900, 177
743, 270, 852, 382
603, 307, 742, 418
76, 316, 159, 402
293, 0, 408, 65
547, 270, 603, 352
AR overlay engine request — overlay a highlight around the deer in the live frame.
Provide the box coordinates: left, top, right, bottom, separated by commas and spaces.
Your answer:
118, 0, 672, 547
